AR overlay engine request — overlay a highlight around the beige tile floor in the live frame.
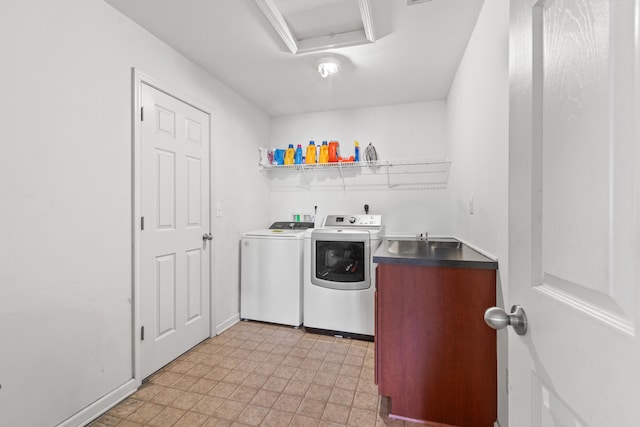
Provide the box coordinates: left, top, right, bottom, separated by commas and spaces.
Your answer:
89, 320, 419, 427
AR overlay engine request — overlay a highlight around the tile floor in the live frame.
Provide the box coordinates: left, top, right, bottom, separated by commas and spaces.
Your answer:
89, 320, 418, 427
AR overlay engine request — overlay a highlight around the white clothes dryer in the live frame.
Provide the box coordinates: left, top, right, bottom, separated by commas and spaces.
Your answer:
303, 215, 383, 339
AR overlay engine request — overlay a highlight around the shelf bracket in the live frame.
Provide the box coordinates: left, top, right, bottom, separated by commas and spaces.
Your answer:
338, 162, 346, 189
299, 165, 311, 190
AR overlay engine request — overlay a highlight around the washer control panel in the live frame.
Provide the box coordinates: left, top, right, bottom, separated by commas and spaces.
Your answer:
269, 221, 315, 230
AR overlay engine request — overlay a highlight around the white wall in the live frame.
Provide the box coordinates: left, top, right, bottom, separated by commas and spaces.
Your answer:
0, 1, 269, 425
445, 0, 509, 425
268, 102, 452, 233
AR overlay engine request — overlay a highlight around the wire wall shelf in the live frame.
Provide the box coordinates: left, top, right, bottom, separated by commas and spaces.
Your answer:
260, 159, 451, 191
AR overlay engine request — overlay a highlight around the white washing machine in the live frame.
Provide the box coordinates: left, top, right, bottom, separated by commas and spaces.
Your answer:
303, 215, 384, 339
241, 222, 314, 326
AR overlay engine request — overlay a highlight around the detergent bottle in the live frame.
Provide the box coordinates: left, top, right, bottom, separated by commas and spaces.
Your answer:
354, 141, 360, 162
306, 141, 317, 164
294, 144, 303, 164
328, 141, 340, 163
284, 144, 295, 165
319, 141, 329, 163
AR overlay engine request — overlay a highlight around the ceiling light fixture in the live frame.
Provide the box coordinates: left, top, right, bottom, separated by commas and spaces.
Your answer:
317, 58, 340, 78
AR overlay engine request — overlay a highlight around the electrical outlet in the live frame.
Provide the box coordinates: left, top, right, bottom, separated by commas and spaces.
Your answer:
469, 196, 474, 215
216, 203, 223, 217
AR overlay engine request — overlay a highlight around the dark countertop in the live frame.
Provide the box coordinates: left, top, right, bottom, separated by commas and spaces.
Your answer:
373, 238, 498, 270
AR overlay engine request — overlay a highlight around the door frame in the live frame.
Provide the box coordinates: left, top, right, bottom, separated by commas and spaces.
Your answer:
131, 68, 216, 386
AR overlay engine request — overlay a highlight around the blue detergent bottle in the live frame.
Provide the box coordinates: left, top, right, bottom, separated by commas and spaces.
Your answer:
294, 144, 303, 164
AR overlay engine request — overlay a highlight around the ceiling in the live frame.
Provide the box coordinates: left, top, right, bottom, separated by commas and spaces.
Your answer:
104, 0, 484, 116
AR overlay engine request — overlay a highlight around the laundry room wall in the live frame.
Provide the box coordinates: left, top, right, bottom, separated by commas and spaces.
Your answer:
0, 0, 269, 425
445, 0, 509, 425
267, 101, 453, 235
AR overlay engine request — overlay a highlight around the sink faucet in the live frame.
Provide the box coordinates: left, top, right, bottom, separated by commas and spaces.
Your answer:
417, 232, 428, 241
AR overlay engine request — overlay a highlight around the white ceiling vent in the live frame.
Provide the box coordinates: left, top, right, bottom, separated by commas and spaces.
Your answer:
255, 0, 375, 55
407, 0, 433, 5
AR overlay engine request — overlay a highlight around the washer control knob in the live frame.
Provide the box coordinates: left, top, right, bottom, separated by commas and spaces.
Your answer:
349, 216, 357, 224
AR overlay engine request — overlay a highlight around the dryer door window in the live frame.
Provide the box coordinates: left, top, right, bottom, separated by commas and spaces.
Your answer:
312, 240, 370, 290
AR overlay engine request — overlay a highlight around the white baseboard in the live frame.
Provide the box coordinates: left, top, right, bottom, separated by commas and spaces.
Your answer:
56, 315, 240, 426
57, 379, 137, 427
216, 313, 240, 335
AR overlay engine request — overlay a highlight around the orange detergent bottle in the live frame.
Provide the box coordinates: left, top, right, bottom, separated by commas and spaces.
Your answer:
306, 141, 317, 164
328, 141, 340, 162
319, 141, 329, 163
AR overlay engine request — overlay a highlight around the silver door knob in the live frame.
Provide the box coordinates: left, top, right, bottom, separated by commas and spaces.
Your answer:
484, 305, 528, 336
203, 233, 213, 241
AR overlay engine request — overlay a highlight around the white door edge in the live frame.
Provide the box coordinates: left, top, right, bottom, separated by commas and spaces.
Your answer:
131, 68, 216, 387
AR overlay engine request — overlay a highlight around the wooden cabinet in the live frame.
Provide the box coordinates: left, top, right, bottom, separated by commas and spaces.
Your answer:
375, 263, 497, 427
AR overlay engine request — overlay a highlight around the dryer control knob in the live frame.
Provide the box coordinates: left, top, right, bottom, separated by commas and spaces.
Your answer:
349, 216, 357, 224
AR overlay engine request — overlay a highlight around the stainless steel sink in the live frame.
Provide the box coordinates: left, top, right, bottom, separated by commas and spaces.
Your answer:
385, 238, 462, 256
428, 240, 462, 249
386, 239, 430, 256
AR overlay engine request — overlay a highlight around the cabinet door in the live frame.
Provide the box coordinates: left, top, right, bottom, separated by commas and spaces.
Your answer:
374, 288, 379, 386
376, 263, 497, 426
374, 265, 380, 386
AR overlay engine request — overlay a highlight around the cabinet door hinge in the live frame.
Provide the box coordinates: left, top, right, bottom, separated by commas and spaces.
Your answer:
141, 326, 145, 341
141, 216, 145, 230
140, 106, 144, 121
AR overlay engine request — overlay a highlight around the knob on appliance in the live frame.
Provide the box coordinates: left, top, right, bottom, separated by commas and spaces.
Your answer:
349, 217, 357, 224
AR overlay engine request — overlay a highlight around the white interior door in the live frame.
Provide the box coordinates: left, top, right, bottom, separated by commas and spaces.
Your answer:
140, 83, 211, 379
509, 0, 640, 425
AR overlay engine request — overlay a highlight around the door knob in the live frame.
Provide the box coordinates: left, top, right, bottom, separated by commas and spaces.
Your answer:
203, 233, 213, 241
484, 305, 528, 336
